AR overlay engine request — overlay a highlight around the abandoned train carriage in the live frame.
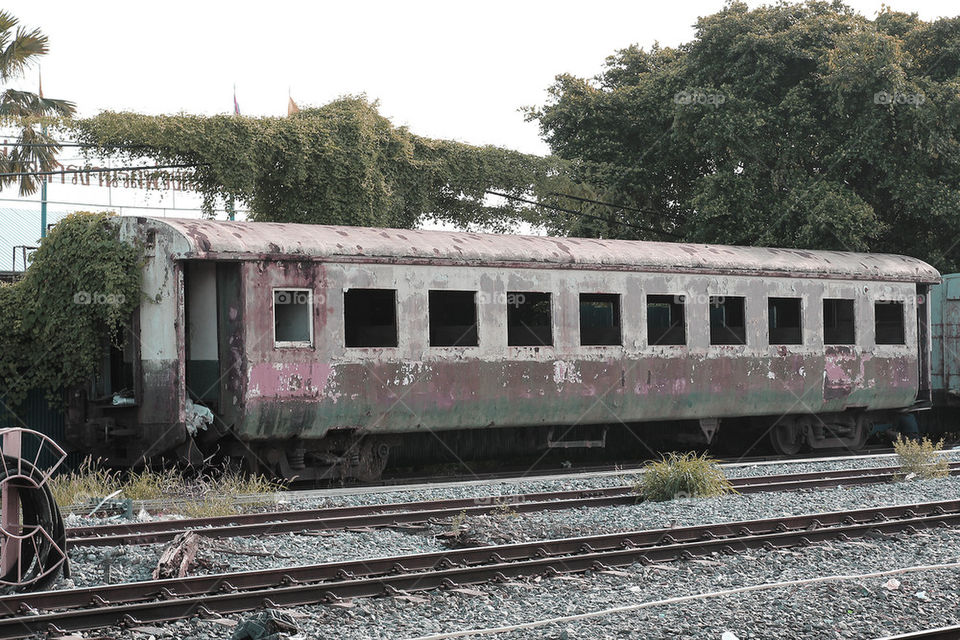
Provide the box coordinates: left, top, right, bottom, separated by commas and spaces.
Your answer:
64, 217, 940, 479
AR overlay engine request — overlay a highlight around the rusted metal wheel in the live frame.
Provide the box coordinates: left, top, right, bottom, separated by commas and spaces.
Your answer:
349, 440, 390, 482
769, 421, 803, 456
848, 416, 871, 451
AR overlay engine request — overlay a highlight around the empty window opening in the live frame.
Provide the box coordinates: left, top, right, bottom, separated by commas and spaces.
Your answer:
429, 290, 479, 347
580, 293, 621, 346
710, 296, 746, 345
875, 301, 905, 345
768, 297, 803, 345
646, 295, 686, 346
823, 298, 856, 345
344, 288, 398, 348
274, 289, 312, 346
507, 292, 553, 346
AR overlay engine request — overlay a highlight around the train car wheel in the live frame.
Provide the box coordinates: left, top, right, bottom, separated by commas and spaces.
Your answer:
356, 441, 391, 482
769, 422, 803, 456
849, 416, 871, 451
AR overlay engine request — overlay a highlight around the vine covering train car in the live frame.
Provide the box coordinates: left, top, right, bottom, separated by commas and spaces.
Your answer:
63, 217, 941, 479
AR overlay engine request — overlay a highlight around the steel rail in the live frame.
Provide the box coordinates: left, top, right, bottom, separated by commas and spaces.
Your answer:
2, 499, 959, 638
65, 464, 960, 547
57, 447, 914, 514
875, 626, 960, 639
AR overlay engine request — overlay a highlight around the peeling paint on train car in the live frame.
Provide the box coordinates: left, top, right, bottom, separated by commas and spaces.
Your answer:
93, 217, 937, 466
234, 353, 918, 440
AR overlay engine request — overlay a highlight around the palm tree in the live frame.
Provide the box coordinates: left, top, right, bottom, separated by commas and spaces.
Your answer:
0, 11, 75, 195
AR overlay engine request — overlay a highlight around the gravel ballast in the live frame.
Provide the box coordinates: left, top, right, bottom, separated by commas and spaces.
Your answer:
96, 519, 960, 639
44, 455, 960, 639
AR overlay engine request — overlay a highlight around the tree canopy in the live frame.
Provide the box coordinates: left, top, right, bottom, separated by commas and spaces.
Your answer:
528, 1, 960, 270
0, 10, 76, 195
71, 98, 559, 231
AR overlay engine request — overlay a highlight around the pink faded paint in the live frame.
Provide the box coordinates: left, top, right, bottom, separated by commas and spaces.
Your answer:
247, 362, 335, 400
824, 351, 873, 399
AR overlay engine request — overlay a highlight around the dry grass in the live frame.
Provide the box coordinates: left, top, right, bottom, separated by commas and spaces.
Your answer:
48, 457, 119, 507
49, 459, 285, 516
894, 435, 949, 480
636, 451, 735, 501
122, 467, 181, 501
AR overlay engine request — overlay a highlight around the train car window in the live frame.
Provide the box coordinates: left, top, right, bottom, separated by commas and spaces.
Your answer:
875, 301, 906, 345
273, 289, 312, 346
646, 295, 686, 345
823, 298, 855, 345
768, 297, 803, 345
344, 288, 398, 348
429, 290, 479, 347
710, 296, 746, 345
507, 292, 553, 346
579, 293, 621, 346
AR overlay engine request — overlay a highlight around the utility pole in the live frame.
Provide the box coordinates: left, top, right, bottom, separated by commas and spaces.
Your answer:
38, 70, 48, 238
40, 123, 48, 238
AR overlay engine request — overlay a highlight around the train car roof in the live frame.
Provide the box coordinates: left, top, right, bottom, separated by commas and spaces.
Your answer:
126, 217, 941, 283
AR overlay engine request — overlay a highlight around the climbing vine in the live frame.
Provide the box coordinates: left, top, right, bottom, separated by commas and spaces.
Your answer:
0, 212, 141, 405
70, 97, 561, 230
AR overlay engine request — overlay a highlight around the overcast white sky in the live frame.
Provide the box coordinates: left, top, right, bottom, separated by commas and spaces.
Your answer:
2, 0, 958, 220
9, 0, 959, 155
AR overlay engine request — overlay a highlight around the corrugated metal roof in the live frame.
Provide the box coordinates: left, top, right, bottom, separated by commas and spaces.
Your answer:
0, 208, 73, 272
130, 217, 941, 283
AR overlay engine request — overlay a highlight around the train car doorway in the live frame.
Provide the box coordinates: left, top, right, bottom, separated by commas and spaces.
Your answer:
184, 261, 243, 426
184, 262, 220, 408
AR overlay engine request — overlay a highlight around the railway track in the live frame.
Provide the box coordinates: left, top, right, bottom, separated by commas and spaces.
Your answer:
66, 462, 960, 547
878, 626, 960, 639
64, 448, 920, 516
373, 445, 899, 486
3, 499, 960, 638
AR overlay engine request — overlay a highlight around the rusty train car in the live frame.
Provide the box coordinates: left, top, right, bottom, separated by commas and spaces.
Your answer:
64, 217, 940, 479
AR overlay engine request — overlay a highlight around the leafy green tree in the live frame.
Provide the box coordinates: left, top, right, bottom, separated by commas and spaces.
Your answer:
0, 10, 76, 195
529, 1, 960, 270
72, 97, 559, 230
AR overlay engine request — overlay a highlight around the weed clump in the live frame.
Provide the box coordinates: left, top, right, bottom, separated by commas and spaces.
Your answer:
894, 435, 949, 480
48, 457, 117, 507
122, 467, 181, 501
636, 452, 734, 501
49, 459, 284, 516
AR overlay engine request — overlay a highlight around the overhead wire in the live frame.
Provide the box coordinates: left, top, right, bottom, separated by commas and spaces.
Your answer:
484, 190, 680, 239
1, 142, 681, 239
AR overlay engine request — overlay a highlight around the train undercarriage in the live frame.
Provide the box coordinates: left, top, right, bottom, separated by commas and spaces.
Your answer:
204, 409, 902, 482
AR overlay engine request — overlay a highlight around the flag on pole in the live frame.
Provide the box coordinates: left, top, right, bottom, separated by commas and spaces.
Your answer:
287, 95, 299, 116
233, 84, 240, 116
